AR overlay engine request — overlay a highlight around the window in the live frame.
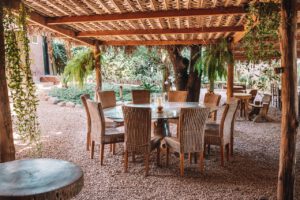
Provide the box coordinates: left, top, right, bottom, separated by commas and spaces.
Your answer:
32, 36, 38, 44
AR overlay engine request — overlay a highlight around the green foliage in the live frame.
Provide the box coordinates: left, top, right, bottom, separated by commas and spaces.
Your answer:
49, 84, 95, 104
242, 1, 281, 62
236, 61, 280, 92
195, 39, 233, 91
101, 46, 165, 85
4, 4, 41, 149
49, 83, 142, 103
63, 48, 95, 87
52, 41, 67, 74
138, 81, 161, 93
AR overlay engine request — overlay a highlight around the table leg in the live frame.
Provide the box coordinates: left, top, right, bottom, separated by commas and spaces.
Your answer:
245, 99, 249, 120
153, 119, 170, 137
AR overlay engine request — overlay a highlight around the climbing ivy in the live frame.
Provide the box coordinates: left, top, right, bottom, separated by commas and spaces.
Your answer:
242, 1, 281, 63
4, 4, 41, 151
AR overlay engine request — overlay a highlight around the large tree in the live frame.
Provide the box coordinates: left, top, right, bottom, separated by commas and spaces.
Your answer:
167, 45, 202, 102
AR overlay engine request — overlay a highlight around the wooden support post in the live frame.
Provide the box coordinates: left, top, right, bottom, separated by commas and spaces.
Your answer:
277, 0, 298, 199
94, 41, 102, 101
226, 38, 234, 102
0, 1, 16, 162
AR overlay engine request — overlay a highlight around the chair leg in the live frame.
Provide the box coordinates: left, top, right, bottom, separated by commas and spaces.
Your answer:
156, 147, 160, 166
132, 152, 136, 162
110, 144, 113, 152
90, 141, 95, 159
124, 150, 128, 173
144, 153, 149, 177
86, 131, 91, 151
188, 153, 192, 164
207, 144, 211, 155
199, 151, 204, 173
220, 144, 224, 167
112, 144, 116, 155
100, 144, 104, 165
226, 144, 230, 162
194, 152, 198, 164
230, 142, 233, 156
166, 147, 170, 167
180, 153, 184, 177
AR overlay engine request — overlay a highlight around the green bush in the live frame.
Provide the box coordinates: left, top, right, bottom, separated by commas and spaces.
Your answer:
48, 82, 162, 104
49, 84, 95, 105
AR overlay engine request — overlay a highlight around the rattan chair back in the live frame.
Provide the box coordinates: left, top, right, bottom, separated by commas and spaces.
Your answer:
249, 89, 258, 103
221, 101, 239, 145
122, 106, 152, 153
204, 92, 221, 106
86, 100, 106, 143
97, 90, 117, 109
178, 107, 210, 153
131, 90, 150, 104
168, 91, 188, 102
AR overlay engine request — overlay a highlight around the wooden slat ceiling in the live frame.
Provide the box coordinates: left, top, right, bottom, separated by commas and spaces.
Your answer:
18, 0, 300, 60
21, 0, 248, 45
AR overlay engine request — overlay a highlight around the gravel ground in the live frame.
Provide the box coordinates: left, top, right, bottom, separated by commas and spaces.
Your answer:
16, 94, 300, 200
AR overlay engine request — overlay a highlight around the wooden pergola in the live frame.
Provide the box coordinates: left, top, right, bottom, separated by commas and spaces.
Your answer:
0, 0, 298, 199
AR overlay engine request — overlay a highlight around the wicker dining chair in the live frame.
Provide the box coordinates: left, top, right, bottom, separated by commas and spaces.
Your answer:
164, 107, 210, 177
204, 101, 239, 166
204, 92, 221, 121
122, 106, 162, 176
97, 90, 117, 108
97, 90, 124, 153
168, 91, 188, 102
249, 89, 258, 104
86, 100, 124, 165
131, 90, 150, 104
168, 90, 188, 136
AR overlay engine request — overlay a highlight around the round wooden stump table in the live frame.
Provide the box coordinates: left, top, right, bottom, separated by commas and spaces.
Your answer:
0, 159, 84, 200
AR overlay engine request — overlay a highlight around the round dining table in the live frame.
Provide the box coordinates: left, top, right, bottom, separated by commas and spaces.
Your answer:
104, 102, 218, 137
0, 159, 84, 200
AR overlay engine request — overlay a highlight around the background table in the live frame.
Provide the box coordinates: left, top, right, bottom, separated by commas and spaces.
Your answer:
0, 159, 83, 200
234, 93, 252, 119
104, 102, 218, 137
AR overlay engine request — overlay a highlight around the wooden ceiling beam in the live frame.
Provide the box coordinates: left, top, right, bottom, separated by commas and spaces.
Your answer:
7, 1, 95, 46
77, 26, 244, 37
101, 39, 216, 46
46, 6, 246, 25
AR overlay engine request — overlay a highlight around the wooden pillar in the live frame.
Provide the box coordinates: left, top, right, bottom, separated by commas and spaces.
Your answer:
277, 0, 298, 199
94, 41, 102, 101
226, 38, 234, 102
0, 1, 16, 162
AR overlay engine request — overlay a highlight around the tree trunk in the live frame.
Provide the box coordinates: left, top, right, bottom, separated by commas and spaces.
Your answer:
167, 46, 189, 91
187, 45, 202, 102
46, 37, 56, 75
162, 65, 170, 93
0, 1, 16, 162
277, 0, 298, 199
209, 79, 215, 93
227, 40, 234, 102
94, 41, 102, 101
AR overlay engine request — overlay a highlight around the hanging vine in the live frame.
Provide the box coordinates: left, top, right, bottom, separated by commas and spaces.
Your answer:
242, 1, 281, 63
4, 4, 41, 151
